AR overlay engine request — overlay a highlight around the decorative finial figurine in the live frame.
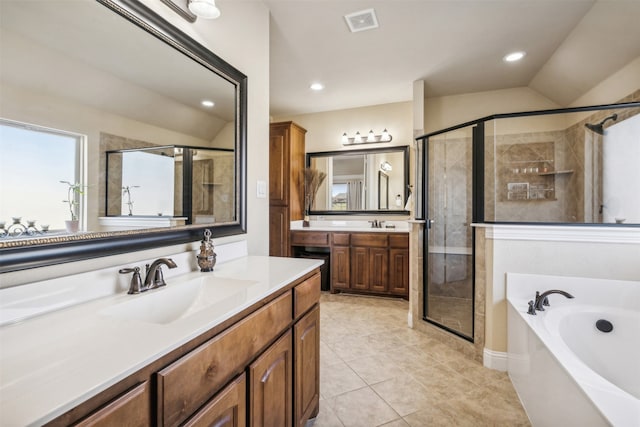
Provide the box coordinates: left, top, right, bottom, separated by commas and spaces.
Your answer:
197, 229, 216, 272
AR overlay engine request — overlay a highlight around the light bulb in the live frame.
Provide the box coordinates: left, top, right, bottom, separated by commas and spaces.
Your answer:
367, 130, 375, 142
354, 131, 362, 143
188, 0, 221, 19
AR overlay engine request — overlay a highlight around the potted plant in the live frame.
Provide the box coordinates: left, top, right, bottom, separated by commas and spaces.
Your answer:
302, 168, 327, 227
60, 180, 85, 233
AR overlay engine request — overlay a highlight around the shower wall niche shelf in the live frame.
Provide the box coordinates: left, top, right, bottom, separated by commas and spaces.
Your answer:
498, 141, 562, 202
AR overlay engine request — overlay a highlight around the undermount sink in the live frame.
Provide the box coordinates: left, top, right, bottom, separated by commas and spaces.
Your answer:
99, 276, 260, 325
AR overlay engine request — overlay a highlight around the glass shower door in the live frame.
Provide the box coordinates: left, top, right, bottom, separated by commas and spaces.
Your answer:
424, 126, 474, 340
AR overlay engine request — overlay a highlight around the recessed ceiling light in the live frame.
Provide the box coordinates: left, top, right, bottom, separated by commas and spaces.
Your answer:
201, 100, 215, 107
504, 51, 526, 62
310, 83, 324, 91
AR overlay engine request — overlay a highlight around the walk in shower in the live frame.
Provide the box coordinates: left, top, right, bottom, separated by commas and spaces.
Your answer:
416, 97, 640, 340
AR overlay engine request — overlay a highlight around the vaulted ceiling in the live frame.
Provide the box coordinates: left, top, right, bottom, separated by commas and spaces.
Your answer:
266, 0, 640, 116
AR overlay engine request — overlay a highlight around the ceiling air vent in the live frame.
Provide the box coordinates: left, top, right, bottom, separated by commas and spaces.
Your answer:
344, 8, 379, 33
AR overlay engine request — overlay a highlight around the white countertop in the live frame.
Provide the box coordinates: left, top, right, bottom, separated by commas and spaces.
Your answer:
290, 220, 409, 233
0, 256, 323, 427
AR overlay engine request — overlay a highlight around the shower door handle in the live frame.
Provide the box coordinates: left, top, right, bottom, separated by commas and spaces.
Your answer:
427, 219, 435, 229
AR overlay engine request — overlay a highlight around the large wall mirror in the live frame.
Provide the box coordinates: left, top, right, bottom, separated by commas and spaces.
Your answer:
0, 0, 247, 273
307, 146, 410, 215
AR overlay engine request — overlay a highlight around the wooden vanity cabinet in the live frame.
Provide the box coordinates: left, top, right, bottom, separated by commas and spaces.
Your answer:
182, 374, 246, 427
73, 382, 150, 427
294, 305, 320, 426
46, 270, 321, 427
157, 291, 293, 426
249, 331, 293, 427
330, 233, 350, 291
291, 230, 409, 298
269, 121, 306, 257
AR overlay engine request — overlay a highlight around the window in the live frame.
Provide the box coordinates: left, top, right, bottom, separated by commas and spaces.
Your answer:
0, 119, 85, 232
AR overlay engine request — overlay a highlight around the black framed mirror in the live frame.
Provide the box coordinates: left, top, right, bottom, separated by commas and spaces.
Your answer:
0, 0, 247, 273
306, 146, 409, 215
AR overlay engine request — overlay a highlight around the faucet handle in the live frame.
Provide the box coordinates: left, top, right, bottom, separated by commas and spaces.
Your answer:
527, 300, 537, 315
119, 267, 143, 294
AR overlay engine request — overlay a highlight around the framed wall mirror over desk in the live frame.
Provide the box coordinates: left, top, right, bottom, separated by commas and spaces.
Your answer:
0, 0, 247, 273
306, 146, 410, 215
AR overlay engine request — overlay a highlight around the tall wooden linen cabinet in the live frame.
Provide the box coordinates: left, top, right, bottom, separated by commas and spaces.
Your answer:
269, 121, 307, 257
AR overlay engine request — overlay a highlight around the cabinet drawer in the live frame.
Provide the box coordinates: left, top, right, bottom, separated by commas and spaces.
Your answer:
291, 231, 329, 247
331, 233, 350, 246
389, 233, 409, 249
157, 291, 293, 427
75, 382, 149, 427
351, 233, 387, 247
293, 273, 320, 319
183, 373, 246, 427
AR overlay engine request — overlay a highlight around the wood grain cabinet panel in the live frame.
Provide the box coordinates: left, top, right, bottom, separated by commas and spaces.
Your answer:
330, 245, 350, 290
269, 206, 290, 258
350, 247, 370, 290
269, 122, 306, 257
249, 331, 293, 427
294, 306, 320, 427
74, 382, 149, 427
183, 374, 246, 427
389, 248, 409, 296
293, 273, 321, 319
290, 231, 329, 247
157, 292, 292, 427
368, 248, 389, 293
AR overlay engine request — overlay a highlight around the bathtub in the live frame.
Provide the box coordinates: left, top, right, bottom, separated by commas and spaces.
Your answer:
506, 273, 640, 426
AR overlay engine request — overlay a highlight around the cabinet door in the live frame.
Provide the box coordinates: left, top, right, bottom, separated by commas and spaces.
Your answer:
331, 246, 350, 290
369, 248, 389, 293
184, 374, 246, 427
74, 382, 149, 427
269, 205, 290, 257
269, 133, 289, 205
389, 248, 409, 297
249, 331, 292, 427
294, 305, 320, 427
350, 247, 370, 290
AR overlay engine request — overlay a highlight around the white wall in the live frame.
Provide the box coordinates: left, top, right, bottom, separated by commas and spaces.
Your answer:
273, 101, 413, 153
484, 226, 640, 353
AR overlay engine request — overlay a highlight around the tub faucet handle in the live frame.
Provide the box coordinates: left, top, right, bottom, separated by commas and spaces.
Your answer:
527, 300, 537, 315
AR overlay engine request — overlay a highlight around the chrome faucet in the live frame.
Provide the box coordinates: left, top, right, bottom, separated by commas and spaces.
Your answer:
527, 289, 574, 314
144, 258, 177, 290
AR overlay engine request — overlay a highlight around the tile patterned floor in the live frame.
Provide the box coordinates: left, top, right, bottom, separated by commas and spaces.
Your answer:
314, 293, 530, 427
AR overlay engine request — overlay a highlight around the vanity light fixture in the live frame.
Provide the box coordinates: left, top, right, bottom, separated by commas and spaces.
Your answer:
342, 128, 392, 146
188, 0, 221, 19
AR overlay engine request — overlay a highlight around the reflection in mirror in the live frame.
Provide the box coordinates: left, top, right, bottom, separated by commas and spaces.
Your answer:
0, 0, 244, 247
104, 145, 234, 226
307, 146, 409, 214
0, 0, 247, 272
0, 119, 85, 235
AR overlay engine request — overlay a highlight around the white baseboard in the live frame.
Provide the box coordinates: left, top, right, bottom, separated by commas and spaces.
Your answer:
483, 348, 508, 371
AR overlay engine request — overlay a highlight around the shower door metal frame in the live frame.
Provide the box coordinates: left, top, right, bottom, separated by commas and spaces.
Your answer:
415, 100, 640, 342
419, 123, 483, 342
